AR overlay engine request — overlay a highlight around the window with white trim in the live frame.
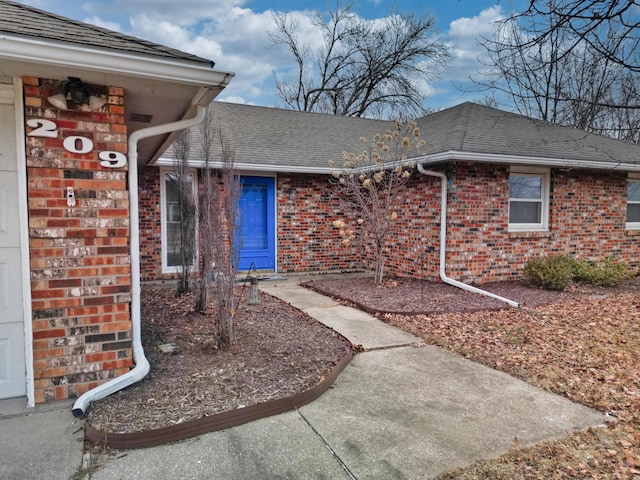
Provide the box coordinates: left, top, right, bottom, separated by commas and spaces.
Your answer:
508, 166, 550, 231
161, 168, 198, 273
627, 175, 640, 229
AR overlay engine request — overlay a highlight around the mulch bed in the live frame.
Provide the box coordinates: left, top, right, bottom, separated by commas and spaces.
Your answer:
304, 275, 640, 314
86, 287, 352, 434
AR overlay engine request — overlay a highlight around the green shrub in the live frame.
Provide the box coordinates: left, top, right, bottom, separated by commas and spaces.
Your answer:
573, 256, 631, 286
523, 255, 575, 291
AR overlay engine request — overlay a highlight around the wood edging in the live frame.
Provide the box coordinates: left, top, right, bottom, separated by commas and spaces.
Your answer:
85, 347, 354, 450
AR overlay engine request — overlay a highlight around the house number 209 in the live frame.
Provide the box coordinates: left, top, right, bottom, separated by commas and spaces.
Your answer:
26, 118, 127, 169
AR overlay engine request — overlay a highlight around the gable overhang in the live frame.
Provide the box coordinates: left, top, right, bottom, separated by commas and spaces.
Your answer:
0, 32, 234, 163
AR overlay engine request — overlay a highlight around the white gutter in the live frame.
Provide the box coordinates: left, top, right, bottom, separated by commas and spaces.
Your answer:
153, 156, 337, 174
417, 163, 520, 308
0, 35, 234, 86
156, 147, 640, 175
72, 105, 207, 418
417, 150, 640, 172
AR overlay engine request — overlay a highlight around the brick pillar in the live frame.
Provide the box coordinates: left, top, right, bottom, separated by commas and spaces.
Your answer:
23, 77, 132, 403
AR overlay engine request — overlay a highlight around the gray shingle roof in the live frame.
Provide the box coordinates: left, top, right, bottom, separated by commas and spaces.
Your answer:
164, 101, 640, 171
0, 0, 213, 65
417, 102, 640, 166
166, 102, 394, 171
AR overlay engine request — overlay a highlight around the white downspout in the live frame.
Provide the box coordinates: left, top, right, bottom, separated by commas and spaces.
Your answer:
72, 105, 207, 418
417, 163, 520, 308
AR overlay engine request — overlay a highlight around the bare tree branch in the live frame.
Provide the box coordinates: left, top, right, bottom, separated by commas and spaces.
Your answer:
171, 129, 197, 295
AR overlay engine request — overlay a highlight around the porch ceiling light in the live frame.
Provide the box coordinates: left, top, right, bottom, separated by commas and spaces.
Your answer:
47, 77, 106, 111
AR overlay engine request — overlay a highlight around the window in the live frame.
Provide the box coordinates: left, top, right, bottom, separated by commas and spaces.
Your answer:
161, 169, 197, 272
508, 167, 550, 231
627, 175, 640, 229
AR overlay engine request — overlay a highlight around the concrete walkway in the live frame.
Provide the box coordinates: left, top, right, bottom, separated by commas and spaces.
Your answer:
0, 398, 85, 480
1, 275, 607, 479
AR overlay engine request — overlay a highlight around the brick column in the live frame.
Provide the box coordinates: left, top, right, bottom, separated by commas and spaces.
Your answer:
23, 77, 132, 403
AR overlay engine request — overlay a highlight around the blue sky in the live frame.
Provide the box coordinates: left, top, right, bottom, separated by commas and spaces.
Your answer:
15, 0, 525, 111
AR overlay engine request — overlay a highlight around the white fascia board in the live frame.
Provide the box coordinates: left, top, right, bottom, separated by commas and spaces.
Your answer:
155, 149, 640, 174
154, 156, 335, 174
418, 150, 640, 171
0, 34, 234, 86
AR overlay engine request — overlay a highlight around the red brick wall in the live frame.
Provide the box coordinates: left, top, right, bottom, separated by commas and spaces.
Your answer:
138, 171, 362, 280
137, 162, 638, 286
381, 173, 443, 280
386, 162, 639, 284
138, 166, 162, 281
24, 77, 132, 403
276, 173, 361, 273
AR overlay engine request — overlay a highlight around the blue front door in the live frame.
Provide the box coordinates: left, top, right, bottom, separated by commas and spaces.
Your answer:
238, 176, 275, 270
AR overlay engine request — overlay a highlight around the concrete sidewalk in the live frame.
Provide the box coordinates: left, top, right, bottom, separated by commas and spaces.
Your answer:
87, 276, 606, 479
1, 275, 607, 479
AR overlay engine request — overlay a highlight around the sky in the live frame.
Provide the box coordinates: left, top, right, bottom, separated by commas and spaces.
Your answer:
14, 0, 526, 112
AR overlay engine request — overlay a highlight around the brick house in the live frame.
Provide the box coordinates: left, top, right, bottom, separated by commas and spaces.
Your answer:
147, 101, 639, 287
0, 1, 233, 410
2, 0, 639, 412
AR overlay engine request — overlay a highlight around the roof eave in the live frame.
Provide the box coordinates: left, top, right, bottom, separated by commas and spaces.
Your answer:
0, 33, 234, 86
416, 150, 640, 172
155, 150, 640, 174
154, 156, 336, 174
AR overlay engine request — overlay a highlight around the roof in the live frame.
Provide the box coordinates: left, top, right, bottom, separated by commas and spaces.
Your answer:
157, 101, 640, 173
417, 102, 640, 168
0, 0, 211, 65
160, 102, 392, 172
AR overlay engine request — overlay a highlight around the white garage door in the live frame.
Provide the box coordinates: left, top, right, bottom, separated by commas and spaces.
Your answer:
0, 84, 26, 399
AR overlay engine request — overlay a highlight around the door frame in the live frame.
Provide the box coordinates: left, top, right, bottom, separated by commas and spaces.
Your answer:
238, 173, 277, 272
3, 79, 34, 406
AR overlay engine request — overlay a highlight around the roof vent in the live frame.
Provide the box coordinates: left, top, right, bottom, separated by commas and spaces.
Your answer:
129, 113, 153, 123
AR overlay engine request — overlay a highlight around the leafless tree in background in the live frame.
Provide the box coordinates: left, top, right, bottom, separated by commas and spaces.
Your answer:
473, 0, 640, 141
269, 0, 449, 119
513, 0, 640, 73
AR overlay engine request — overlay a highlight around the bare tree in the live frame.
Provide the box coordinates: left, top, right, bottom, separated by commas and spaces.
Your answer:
474, 0, 640, 140
195, 108, 215, 313
202, 122, 241, 348
269, 1, 449, 119
330, 121, 424, 283
170, 130, 197, 295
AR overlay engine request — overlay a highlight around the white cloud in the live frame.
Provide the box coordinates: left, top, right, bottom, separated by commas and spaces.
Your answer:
424, 5, 504, 105
36, 1, 509, 109
83, 16, 122, 32
447, 5, 504, 78
123, 7, 292, 104
118, 5, 330, 104
111, 0, 248, 26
